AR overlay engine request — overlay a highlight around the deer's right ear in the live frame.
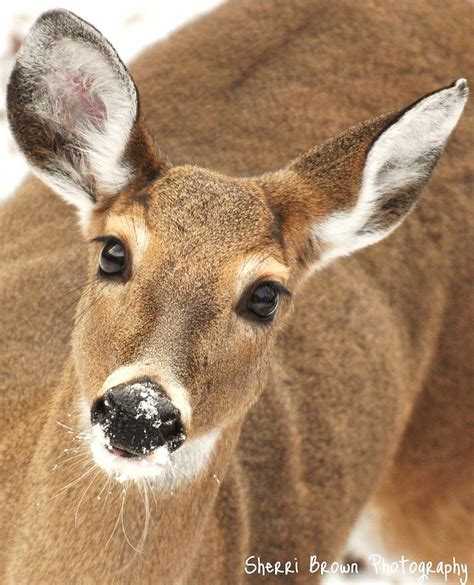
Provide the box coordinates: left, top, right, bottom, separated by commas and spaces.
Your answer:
7, 10, 164, 227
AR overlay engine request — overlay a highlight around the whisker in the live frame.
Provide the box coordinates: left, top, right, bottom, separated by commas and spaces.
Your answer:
50, 464, 96, 500
105, 488, 125, 548
144, 476, 158, 508
101, 476, 114, 511
75, 468, 101, 527
120, 484, 142, 553
96, 474, 111, 503
56, 420, 85, 435
41, 281, 96, 348
52, 277, 96, 300
74, 287, 105, 328
55, 451, 90, 468
139, 478, 151, 551
113, 481, 150, 574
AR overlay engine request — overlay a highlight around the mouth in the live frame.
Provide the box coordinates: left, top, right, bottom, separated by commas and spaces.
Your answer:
84, 406, 222, 490
105, 445, 139, 459
90, 424, 172, 483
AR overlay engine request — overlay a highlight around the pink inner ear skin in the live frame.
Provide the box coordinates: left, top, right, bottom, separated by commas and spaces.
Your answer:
64, 69, 108, 129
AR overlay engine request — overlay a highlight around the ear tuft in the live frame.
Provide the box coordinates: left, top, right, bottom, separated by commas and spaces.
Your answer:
453, 77, 468, 94
314, 78, 468, 264
7, 9, 139, 225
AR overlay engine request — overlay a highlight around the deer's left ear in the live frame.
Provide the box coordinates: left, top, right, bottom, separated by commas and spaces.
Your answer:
260, 79, 468, 270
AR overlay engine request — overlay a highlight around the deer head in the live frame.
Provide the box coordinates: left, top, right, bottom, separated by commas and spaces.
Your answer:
7, 10, 468, 486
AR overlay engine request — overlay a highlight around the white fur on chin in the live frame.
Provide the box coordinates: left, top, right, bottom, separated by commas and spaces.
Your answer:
89, 423, 221, 490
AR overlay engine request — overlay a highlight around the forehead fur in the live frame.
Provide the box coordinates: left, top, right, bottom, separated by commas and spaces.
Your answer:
104, 166, 280, 257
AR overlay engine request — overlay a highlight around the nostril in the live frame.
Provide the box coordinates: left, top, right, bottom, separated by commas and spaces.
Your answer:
159, 416, 186, 452
90, 396, 109, 426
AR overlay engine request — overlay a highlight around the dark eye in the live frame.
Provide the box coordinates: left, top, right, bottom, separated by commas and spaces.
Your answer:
99, 238, 126, 276
247, 281, 281, 321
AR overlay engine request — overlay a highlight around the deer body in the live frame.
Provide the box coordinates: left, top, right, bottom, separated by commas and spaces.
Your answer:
1, 1, 472, 583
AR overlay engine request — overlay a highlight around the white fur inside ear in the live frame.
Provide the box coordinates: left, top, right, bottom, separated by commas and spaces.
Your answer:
12, 10, 138, 225
32, 37, 136, 191
315, 79, 469, 266
34, 167, 94, 229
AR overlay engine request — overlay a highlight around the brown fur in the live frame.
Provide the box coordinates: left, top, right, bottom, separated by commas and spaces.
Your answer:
1, 1, 473, 583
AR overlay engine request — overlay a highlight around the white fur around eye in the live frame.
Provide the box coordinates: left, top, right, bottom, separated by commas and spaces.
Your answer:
314, 79, 468, 267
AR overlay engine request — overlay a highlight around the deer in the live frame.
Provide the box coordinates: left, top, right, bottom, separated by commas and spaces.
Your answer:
1, 1, 472, 583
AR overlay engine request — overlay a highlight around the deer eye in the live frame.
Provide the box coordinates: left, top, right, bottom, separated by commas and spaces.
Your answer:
247, 281, 281, 321
99, 238, 126, 276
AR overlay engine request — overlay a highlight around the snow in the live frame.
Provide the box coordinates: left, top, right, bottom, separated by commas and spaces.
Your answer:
133, 381, 160, 421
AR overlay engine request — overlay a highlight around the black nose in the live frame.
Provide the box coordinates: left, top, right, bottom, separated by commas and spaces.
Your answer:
90, 378, 186, 457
